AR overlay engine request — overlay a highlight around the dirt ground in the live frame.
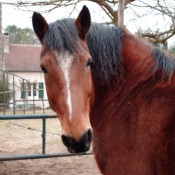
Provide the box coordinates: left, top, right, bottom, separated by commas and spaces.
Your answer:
0, 118, 101, 175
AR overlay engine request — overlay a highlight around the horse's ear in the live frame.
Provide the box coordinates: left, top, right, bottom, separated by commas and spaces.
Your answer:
32, 12, 48, 44
75, 5, 91, 39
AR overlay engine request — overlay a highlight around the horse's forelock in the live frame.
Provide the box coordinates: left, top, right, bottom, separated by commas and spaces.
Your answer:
43, 19, 80, 54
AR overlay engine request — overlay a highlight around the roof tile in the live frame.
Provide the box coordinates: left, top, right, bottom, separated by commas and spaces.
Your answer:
4, 44, 42, 71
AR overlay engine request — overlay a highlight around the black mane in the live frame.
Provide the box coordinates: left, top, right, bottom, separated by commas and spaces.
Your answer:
153, 48, 175, 79
87, 24, 123, 85
43, 19, 123, 86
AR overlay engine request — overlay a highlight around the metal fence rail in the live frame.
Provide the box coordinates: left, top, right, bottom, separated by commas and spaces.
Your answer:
0, 114, 92, 161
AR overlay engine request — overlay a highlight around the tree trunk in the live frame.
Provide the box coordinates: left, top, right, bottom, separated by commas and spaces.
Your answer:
118, 0, 125, 27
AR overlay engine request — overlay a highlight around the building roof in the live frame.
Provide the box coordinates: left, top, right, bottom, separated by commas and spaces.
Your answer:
4, 44, 42, 72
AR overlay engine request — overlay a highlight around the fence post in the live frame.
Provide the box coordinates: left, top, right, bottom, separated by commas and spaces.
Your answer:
42, 116, 46, 154
12, 74, 16, 114
3, 71, 5, 115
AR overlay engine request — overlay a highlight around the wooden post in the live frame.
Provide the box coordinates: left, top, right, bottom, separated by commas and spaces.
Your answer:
118, 0, 125, 27
0, 3, 3, 72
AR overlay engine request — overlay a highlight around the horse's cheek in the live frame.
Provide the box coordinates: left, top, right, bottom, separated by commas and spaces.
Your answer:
44, 77, 57, 108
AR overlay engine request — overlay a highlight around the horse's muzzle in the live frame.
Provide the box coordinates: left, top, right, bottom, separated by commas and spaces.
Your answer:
61, 129, 92, 154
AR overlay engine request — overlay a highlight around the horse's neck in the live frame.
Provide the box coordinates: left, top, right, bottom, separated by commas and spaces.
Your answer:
90, 32, 156, 127
121, 32, 155, 84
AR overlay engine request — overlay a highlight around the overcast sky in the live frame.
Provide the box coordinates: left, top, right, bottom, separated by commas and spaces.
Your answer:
2, 1, 151, 32
2, 2, 110, 31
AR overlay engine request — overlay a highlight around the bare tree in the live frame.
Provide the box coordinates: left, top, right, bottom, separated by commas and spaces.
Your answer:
132, 0, 175, 48
2, 0, 175, 48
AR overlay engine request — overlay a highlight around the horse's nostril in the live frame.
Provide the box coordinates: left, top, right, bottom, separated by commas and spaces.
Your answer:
61, 135, 73, 148
87, 129, 92, 143
61, 129, 92, 153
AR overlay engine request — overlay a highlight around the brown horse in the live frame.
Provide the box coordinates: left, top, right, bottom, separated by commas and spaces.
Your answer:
32, 6, 175, 175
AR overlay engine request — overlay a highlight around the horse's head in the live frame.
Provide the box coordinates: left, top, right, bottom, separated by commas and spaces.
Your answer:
32, 6, 94, 153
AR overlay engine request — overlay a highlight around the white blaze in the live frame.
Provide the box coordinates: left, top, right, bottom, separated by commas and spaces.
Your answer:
56, 52, 73, 121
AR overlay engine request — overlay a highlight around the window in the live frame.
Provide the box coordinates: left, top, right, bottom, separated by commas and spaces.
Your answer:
38, 82, 44, 98
21, 82, 38, 99
21, 82, 44, 99
33, 83, 37, 97
21, 82, 26, 99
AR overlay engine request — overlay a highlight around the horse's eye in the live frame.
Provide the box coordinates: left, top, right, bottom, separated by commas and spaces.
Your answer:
86, 59, 94, 68
40, 65, 47, 74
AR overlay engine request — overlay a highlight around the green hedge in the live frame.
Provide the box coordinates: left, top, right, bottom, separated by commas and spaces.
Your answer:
0, 77, 10, 107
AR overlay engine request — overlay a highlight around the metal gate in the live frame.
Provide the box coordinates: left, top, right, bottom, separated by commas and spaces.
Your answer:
0, 114, 92, 161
